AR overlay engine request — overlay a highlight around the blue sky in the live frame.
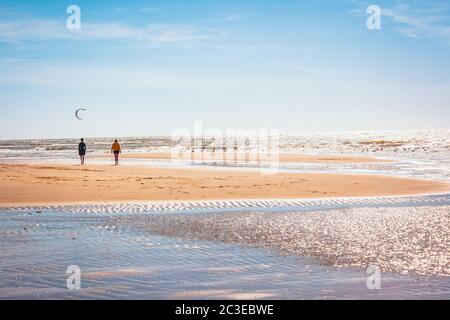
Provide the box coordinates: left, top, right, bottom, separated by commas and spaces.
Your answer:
0, 0, 449, 139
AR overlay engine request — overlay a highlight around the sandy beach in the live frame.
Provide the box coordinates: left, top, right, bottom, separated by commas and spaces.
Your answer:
0, 162, 447, 207
97, 152, 395, 163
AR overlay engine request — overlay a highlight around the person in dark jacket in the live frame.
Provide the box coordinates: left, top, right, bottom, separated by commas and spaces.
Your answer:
78, 138, 86, 165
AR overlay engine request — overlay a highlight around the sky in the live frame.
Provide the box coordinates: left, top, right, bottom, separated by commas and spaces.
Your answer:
0, 0, 449, 139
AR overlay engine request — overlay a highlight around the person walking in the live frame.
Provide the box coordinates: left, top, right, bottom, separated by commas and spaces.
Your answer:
78, 138, 86, 165
111, 139, 121, 165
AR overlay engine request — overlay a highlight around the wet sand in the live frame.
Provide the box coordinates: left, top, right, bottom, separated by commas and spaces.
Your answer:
0, 163, 448, 207
0, 203, 449, 299
98, 152, 395, 163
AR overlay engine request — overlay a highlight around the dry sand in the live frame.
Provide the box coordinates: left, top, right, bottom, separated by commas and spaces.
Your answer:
0, 163, 447, 207
98, 152, 395, 163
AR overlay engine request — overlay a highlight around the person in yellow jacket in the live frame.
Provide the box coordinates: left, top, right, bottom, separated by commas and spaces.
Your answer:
111, 139, 121, 165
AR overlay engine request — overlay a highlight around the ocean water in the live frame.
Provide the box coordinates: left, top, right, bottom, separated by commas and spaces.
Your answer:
0, 130, 449, 299
1, 129, 449, 182
0, 202, 449, 300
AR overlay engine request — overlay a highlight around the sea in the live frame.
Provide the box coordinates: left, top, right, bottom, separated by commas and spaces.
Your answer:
0, 129, 449, 299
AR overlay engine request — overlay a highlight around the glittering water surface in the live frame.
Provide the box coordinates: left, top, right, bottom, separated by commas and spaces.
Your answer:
1, 130, 450, 182
130, 206, 449, 277
1, 131, 449, 299
0, 201, 449, 300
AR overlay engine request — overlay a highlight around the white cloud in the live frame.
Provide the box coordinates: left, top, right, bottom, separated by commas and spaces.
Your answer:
112, 7, 130, 14
382, 5, 450, 42
139, 5, 182, 13
0, 64, 202, 89
212, 44, 285, 51
275, 62, 335, 77
0, 18, 221, 44
403, 32, 420, 39
382, 7, 443, 29
213, 14, 244, 22
0, 60, 324, 93
139, 7, 159, 13
349, 1, 450, 42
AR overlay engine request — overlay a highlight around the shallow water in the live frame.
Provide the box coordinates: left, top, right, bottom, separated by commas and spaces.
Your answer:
130, 206, 449, 276
1, 131, 449, 299
1, 200, 449, 300
1, 130, 450, 182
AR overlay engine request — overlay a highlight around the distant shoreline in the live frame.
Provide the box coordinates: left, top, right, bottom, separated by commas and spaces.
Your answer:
95, 152, 395, 163
0, 162, 447, 208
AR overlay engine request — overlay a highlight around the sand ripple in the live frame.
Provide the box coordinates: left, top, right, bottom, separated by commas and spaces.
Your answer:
3, 194, 450, 214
